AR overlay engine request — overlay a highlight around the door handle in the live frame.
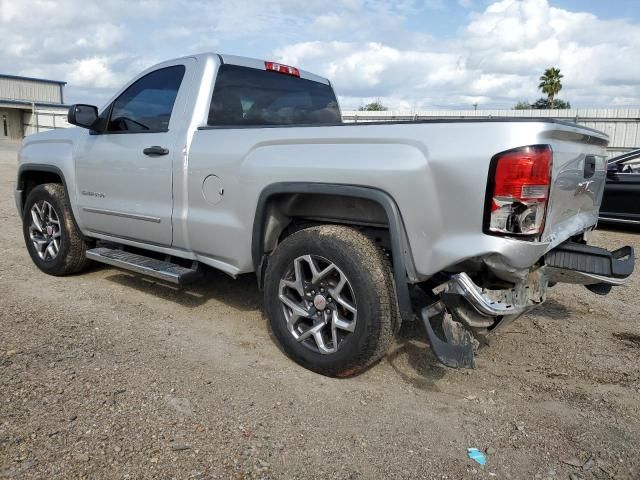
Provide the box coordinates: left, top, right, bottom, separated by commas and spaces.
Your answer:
584, 155, 596, 178
143, 146, 169, 156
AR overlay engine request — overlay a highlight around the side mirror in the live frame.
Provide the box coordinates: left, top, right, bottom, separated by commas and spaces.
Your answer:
606, 163, 619, 175
68, 104, 99, 129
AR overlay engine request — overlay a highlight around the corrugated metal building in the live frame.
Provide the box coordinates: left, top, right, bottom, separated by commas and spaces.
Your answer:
0, 73, 69, 140
342, 108, 640, 159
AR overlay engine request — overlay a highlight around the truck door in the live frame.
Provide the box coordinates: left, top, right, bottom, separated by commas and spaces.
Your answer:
75, 61, 192, 246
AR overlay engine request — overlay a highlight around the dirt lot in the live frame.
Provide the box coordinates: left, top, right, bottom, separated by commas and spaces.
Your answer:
1, 140, 639, 479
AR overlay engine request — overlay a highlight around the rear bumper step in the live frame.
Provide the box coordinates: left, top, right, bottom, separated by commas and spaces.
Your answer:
545, 242, 635, 286
86, 247, 200, 285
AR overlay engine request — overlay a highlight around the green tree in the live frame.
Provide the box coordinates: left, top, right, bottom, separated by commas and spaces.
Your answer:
531, 97, 571, 109
358, 100, 388, 111
513, 100, 531, 110
538, 67, 563, 109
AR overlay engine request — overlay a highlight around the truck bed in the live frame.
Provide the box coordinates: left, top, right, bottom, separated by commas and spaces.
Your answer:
187, 118, 608, 281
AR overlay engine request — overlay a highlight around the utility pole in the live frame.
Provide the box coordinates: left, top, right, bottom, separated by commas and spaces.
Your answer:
473, 103, 478, 111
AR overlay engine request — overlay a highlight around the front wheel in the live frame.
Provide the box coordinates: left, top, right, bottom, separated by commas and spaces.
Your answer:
22, 183, 91, 276
264, 225, 399, 377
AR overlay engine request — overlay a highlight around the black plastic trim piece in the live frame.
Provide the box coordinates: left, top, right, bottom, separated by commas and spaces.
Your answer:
142, 146, 170, 156
545, 241, 635, 279
90, 128, 170, 136
14, 189, 24, 215
420, 308, 475, 369
252, 182, 414, 322
584, 154, 596, 179
17, 164, 69, 206
16, 164, 86, 239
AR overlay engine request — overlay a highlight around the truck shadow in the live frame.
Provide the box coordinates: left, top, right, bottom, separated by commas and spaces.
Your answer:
530, 298, 570, 320
102, 268, 262, 312
101, 265, 448, 388
385, 320, 448, 391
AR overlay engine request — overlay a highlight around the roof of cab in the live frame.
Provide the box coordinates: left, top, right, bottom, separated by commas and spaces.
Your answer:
213, 53, 331, 86
146, 52, 331, 86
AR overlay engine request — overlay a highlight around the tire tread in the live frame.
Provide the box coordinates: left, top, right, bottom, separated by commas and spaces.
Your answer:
265, 224, 399, 377
23, 183, 90, 276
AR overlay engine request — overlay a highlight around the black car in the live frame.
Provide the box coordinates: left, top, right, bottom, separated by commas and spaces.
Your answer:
599, 149, 640, 225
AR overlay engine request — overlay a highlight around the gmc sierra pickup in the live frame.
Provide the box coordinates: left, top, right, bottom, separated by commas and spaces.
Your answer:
15, 53, 635, 376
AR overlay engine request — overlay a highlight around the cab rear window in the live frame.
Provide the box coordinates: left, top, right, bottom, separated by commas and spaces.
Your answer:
207, 64, 341, 126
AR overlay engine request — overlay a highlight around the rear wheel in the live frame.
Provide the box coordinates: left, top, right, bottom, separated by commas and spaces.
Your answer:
264, 225, 398, 377
22, 183, 91, 276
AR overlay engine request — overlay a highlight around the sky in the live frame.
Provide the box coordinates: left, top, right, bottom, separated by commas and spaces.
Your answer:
1, 0, 639, 111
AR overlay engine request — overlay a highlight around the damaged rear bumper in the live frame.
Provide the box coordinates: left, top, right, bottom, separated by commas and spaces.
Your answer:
423, 241, 635, 369
421, 270, 547, 369
445, 271, 541, 318
446, 241, 635, 324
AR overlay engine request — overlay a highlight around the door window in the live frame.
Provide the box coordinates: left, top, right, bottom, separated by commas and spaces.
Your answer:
2, 114, 7, 137
106, 65, 185, 133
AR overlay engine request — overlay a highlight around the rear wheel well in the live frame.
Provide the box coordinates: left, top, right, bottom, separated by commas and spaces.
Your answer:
262, 192, 392, 255
252, 184, 414, 322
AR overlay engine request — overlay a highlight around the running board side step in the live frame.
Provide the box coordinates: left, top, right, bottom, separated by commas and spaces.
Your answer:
86, 247, 200, 285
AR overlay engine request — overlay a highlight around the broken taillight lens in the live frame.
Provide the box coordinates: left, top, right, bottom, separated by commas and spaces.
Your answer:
485, 145, 552, 238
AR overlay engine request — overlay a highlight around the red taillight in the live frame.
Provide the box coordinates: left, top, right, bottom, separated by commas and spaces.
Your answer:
486, 145, 552, 237
265, 61, 300, 77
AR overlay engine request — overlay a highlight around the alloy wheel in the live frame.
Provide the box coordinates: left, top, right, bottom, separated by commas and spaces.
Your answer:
278, 254, 357, 354
29, 200, 61, 261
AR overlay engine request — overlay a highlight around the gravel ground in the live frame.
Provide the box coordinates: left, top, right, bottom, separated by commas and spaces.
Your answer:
1, 140, 639, 479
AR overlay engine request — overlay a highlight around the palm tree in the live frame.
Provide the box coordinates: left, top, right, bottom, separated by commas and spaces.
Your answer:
538, 67, 563, 109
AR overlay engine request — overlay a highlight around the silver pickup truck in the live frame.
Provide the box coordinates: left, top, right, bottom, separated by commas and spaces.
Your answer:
15, 53, 635, 376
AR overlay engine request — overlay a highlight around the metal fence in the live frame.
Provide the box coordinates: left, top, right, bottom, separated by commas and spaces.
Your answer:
342, 108, 640, 159
23, 109, 69, 136
18, 106, 640, 159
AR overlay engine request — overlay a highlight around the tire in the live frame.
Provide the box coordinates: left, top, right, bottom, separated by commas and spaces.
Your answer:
264, 225, 399, 377
22, 183, 91, 276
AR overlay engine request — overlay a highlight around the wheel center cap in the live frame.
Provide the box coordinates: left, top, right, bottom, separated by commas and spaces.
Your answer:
46, 225, 53, 236
313, 294, 327, 311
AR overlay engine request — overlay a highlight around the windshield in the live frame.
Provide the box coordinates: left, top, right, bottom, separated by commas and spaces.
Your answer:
208, 64, 341, 126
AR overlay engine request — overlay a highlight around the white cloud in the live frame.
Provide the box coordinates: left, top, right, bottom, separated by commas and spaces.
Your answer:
0, 0, 638, 109
67, 57, 122, 88
277, 0, 640, 108
0, 0, 167, 103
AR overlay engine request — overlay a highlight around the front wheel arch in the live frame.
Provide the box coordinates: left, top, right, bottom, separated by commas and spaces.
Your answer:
17, 164, 87, 240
